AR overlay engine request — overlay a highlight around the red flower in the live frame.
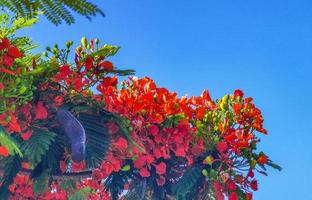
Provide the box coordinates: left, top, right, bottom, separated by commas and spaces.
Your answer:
232, 103, 242, 114
0, 82, 4, 89
101, 76, 118, 87
54, 95, 64, 107
85, 57, 93, 70
175, 146, 186, 157
196, 106, 206, 119
134, 156, 146, 169
257, 153, 268, 165
149, 125, 159, 135
0, 68, 15, 75
229, 192, 238, 200
92, 169, 104, 180
155, 162, 166, 175
35, 101, 48, 120
0, 146, 9, 157
99, 61, 114, 71
227, 180, 236, 190
247, 170, 254, 178
0, 37, 10, 50
234, 89, 244, 98
8, 113, 21, 133
59, 65, 71, 76
7, 46, 23, 58
21, 131, 32, 141
124, 183, 130, 190
139, 167, 150, 177
22, 162, 30, 169
1, 55, 14, 66
156, 175, 166, 186
114, 137, 128, 150
250, 180, 258, 191
246, 193, 253, 200
217, 141, 228, 153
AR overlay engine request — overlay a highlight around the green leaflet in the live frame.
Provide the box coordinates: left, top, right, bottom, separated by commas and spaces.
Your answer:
0, 128, 23, 157
0, 0, 104, 25
32, 171, 49, 197
21, 128, 56, 167
266, 160, 282, 171
68, 186, 92, 200
0, 155, 22, 200
91, 44, 120, 58
59, 179, 77, 192
0, 12, 38, 37
171, 166, 203, 200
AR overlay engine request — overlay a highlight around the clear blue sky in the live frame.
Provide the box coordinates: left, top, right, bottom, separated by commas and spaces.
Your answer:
20, 0, 312, 199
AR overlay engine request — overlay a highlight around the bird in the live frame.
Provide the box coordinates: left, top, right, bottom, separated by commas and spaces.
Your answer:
56, 109, 86, 163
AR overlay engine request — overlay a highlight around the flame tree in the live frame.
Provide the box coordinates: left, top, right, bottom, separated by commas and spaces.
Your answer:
0, 14, 281, 200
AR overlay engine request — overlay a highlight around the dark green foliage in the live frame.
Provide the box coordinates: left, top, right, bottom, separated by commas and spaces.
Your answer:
68, 186, 92, 200
0, 155, 22, 199
266, 160, 282, 171
171, 166, 204, 200
0, 0, 105, 25
0, 128, 22, 157
59, 179, 76, 191
32, 170, 48, 197
21, 128, 57, 167
124, 179, 148, 200
104, 169, 134, 200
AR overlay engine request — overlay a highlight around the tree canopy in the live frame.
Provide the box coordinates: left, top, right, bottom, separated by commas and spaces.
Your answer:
0, 0, 104, 25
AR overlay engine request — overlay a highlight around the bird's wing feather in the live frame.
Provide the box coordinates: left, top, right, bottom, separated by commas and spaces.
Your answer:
56, 109, 86, 142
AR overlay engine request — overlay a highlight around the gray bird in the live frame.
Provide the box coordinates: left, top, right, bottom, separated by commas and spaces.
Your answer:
56, 109, 86, 163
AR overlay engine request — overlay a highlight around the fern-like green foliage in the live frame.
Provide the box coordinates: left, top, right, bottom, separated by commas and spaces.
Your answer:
0, 128, 22, 157
32, 170, 49, 197
104, 169, 134, 200
171, 166, 204, 200
0, 155, 22, 199
21, 128, 57, 167
0, 12, 38, 37
68, 186, 92, 200
0, 0, 105, 25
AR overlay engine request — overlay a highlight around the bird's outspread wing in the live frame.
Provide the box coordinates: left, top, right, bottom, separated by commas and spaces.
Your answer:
56, 109, 86, 162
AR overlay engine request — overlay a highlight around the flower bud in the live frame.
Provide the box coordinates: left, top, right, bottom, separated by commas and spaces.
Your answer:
66, 40, 73, 48
121, 164, 131, 171
202, 169, 208, 177
250, 159, 257, 169
18, 86, 27, 94
81, 37, 88, 47
204, 155, 214, 165
94, 38, 99, 45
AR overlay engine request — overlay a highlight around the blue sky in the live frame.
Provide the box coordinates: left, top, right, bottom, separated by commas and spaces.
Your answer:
20, 0, 312, 199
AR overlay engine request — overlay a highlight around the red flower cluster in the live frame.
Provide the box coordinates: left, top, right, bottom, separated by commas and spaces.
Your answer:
0, 38, 277, 200
0, 37, 23, 67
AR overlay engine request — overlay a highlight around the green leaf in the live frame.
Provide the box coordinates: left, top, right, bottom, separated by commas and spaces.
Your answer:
33, 171, 48, 197
21, 128, 56, 166
266, 161, 282, 171
171, 166, 203, 200
59, 179, 76, 192
68, 186, 92, 200
0, 0, 104, 26
0, 155, 22, 199
0, 128, 23, 157
90, 44, 120, 58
